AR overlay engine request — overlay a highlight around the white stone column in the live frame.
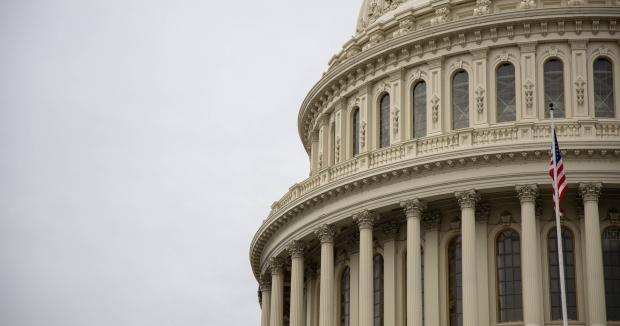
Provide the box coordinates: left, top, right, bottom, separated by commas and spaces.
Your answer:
423, 211, 441, 326
401, 199, 426, 326
354, 210, 378, 326
383, 222, 399, 326
579, 183, 607, 326
516, 185, 543, 326
288, 240, 305, 326
261, 278, 272, 326
315, 224, 337, 326
305, 265, 318, 326
455, 190, 479, 326
270, 258, 285, 326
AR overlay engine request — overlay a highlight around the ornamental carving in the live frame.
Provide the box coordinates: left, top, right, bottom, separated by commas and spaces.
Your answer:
259, 276, 271, 292
575, 77, 586, 106
516, 184, 539, 203
423, 210, 442, 230
364, 32, 385, 50
475, 86, 485, 113
353, 209, 379, 230
401, 198, 427, 219
318, 152, 323, 169
430, 7, 450, 26
524, 80, 534, 108
579, 183, 603, 201
518, 0, 536, 9
474, 0, 492, 16
358, 0, 403, 31
394, 19, 414, 37
360, 121, 367, 148
606, 208, 620, 224
499, 211, 515, 225
287, 240, 305, 259
455, 189, 480, 209
335, 137, 341, 163
314, 224, 337, 243
431, 95, 440, 122
392, 107, 400, 135
568, 0, 585, 5
269, 257, 285, 275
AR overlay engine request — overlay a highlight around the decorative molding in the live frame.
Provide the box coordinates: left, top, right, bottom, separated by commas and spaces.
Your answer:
382, 222, 400, 240
259, 277, 271, 292
579, 183, 603, 201
476, 201, 491, 223
401, 198, 427, 219
606, 208, 620, 224
524, 80, 534, 108
394, 18, 414, 37
499, 211, 516, 225
314, 224, 337, 243
335, 137, 341, 163
575, 77, 586, 106
392, 107, 400, 135
516, 184, 539, 203
455, 189, 480, 209
353, 209, 379, 230
360, 121, 367, 149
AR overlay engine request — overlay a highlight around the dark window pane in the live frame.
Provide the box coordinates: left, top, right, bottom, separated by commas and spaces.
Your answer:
544, 59, 565, 118
380, 94, 390, 148
496, 63, 516, 122
594, 58, 615, 118
548, 228, 578, 320
413, 82, 427, 138
603, 227, 620, 320
353, 108, 360, 156
452, 71, 469, 130
449, 236, 463, 326
496, 229, 523, 322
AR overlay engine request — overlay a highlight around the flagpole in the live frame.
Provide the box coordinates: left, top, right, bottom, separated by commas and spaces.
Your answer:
550, 103, 569, 326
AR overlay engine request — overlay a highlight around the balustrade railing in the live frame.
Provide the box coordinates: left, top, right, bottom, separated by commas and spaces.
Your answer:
267, 120, 620, 219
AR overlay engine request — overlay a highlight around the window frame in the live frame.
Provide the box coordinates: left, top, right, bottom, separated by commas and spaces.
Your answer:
495, 62, 518, 123
494, 227, 523, 323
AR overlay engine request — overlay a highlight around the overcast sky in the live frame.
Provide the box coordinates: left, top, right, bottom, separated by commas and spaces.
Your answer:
0, 1, 359, 325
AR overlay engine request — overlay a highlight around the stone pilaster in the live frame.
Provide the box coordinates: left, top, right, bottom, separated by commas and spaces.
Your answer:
516, 184, 543, 326
455, 190, 479, 326
353, 210, 378, 326
423, 210, 441, 326
383, 222, 399, 326
579, 183, 607, 326
288, 240, 305, 326
314, 224, 337, 326
401, 199, 426, 326
269, 258, 285, 326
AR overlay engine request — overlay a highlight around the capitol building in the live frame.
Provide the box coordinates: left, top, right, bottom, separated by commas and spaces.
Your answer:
249, 1, 620, 326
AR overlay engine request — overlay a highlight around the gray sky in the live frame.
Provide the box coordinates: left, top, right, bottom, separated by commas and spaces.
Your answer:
0, 1, 358, 325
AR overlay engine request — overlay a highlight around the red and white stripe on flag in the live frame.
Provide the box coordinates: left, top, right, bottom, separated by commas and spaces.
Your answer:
549, 129, 568, 204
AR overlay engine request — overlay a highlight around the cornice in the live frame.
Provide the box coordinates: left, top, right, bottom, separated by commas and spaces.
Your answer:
297, 8, 620, 153
250, 142, 620, 280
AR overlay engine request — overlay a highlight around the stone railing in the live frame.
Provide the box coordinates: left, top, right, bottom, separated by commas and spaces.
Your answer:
267, 120, 620, 219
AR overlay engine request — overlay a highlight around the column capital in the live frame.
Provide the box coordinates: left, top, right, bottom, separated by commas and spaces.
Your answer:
287, 240, 305, 259
455, 189, 480, 209
269, 257, 285, 275
260, 277, 272, 292
579, 182, 603, 201
400, 198, 427, 219
314, 224, 337, 243
353, 209, 378, 230
516, 184, 539, 203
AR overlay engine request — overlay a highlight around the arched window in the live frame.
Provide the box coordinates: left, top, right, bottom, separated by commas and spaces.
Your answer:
496, 63, 517, 122
603, 227, 620, 321
594, 57, 615, 118
544, 59, 565, 118
448, 236, 463, 326
380, 94, 390, 148
496, 229, 523, 322
374, 254, 384, 326
452, 71, 469, 130
341, 267, 351, 326
413, 81, 427, 138
353, 108, 360, 156
548, 228, 577, 320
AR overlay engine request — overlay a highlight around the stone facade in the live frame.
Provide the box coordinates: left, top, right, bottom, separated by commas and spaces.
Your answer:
251, 1, 620, 326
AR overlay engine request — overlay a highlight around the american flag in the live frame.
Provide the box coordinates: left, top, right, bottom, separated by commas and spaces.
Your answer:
549, 129, 568, 204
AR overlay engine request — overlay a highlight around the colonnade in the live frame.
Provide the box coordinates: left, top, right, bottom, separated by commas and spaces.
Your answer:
259, 183, 606, 326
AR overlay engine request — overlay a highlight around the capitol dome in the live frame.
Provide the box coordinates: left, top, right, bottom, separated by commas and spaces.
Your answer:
251, 1, 620, 326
